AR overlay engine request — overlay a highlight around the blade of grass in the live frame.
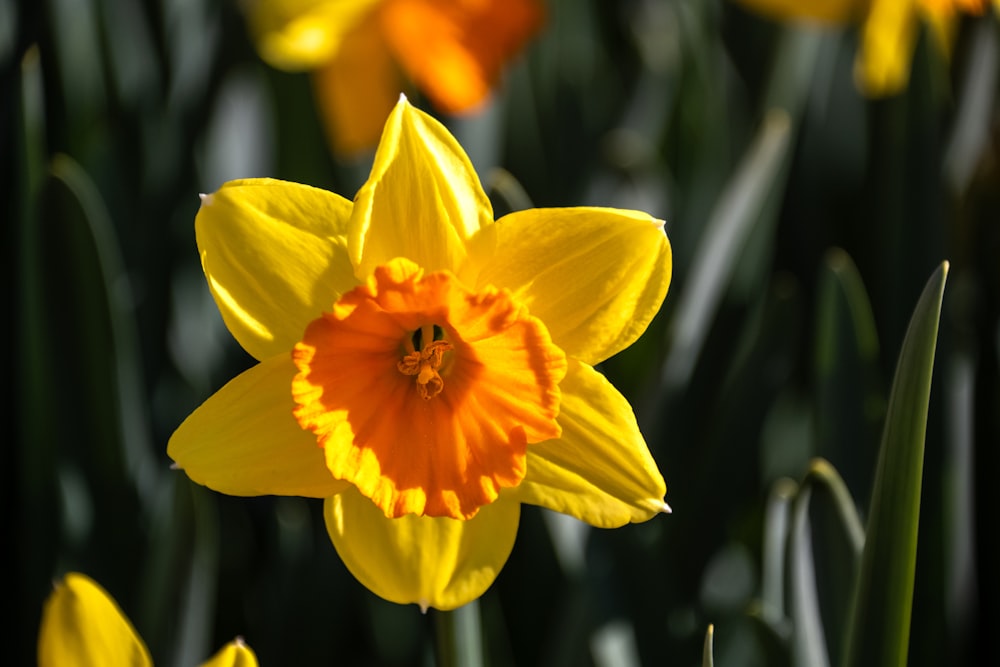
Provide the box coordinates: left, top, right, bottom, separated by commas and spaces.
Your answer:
841, 262, 949, 667
798, 459, 865, 667
701, 623, 715, 667
814, 249, 884, 512
761, 478, 797, 627
702, 624, 715, 667
658, 108, 792, 392
789, 483, 831, 667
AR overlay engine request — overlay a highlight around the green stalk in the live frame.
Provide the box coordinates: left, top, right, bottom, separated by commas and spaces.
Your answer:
434, 600, 484, 667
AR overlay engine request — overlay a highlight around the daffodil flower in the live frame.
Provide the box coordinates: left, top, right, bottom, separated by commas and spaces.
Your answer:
247, 0, 543, 154
732, 0, 997, 95
169, 97, 672, 610
38, 572, 258, 667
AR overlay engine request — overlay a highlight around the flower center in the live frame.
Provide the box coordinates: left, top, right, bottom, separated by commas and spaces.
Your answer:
291, 257, 568, 519
396, 325, 452, 400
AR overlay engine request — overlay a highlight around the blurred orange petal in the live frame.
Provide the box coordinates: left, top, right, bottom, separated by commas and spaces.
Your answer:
379, 0, 544, 113
312, 11, 406, 155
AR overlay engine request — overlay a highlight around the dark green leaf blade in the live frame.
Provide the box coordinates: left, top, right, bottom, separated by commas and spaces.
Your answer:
842, 262, 949, 667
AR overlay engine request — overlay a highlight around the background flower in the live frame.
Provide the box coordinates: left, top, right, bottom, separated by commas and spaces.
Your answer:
248, 0, 544, 154
732, 0, 997, 94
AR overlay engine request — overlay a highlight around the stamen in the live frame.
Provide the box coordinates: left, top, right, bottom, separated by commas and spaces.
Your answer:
398, 337, 453, 400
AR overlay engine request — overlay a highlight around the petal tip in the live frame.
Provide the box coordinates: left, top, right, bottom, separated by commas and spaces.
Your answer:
418, 600, 429, 614
653, 498, 672, 514
169, 461, 182, 471
652, 218, 666, 230
199, 192, 213, 206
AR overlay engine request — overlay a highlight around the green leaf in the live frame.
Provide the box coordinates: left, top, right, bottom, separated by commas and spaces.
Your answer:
814, 248, 884, 509
789, 483, 830, 667
42, 155, 155, 491
760, 478, 797, 627
659, 109, 793, 390
702, 624, 715, 667
789, 460, 864, 667
842, 262, 949, 667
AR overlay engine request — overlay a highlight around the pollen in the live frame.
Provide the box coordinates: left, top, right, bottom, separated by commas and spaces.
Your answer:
397, 326, 453, 400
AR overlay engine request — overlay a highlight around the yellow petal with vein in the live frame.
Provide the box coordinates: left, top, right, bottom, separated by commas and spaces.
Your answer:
513, 360, 668, 528
325, 487, 519, 610
466, 207, 671, 365
168, 354, 348, 498
38, 573, 152, 667
349, 97, 492, 279
197, 178, 356, 361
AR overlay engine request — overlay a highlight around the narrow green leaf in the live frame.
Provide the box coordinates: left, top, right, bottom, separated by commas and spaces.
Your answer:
842, 262, 949, 667
761, 478, 797, 626
789, 483, 831, 667
45, 155, 156, 497
660, 109, 792, 390
804, 460, 865, 559
814, 248, 884, 509
789, 459, 866, 667
801, 459, 866, 667
16, 46, 59, 667
702, 624, 715, 667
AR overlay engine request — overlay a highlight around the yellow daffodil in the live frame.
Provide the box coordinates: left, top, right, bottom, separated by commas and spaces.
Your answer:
38, 572, 258, 667
733, 0, 996, 95
168, 96, 671, 610
247, 0, 543, 155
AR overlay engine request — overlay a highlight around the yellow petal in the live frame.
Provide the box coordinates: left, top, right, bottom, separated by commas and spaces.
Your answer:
197, 178, 357, 361
200, 638, 259, 667
731, 0, 865, 23
348, 97, 493, 279
168, 354, 349, 498
511, 360, 668, 528
38, 573, 152, 667
248, 0, 380, 70
311, 11, 406, 155
855, 0, 919, 96
466, 207, 671, 365
325, 487, 520, 610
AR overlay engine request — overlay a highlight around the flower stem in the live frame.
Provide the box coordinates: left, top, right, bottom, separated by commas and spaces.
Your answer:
433, 600, 484, 667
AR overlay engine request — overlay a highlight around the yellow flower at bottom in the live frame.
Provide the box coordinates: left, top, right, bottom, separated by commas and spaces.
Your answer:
732, 0, 996, 95
168, 97, 672, 610
38, 573, 257, 667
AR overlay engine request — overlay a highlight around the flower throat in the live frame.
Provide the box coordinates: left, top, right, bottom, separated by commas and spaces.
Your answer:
397, 324, 452, 400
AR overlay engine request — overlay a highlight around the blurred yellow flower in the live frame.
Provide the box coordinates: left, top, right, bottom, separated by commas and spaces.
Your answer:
38, 573, 257, 667
733, 0, 996, 95
168, 96, 672, 610
248, 0, 543, 155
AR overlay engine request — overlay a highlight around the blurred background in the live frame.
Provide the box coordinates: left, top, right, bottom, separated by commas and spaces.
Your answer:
7, 0, 999, 665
